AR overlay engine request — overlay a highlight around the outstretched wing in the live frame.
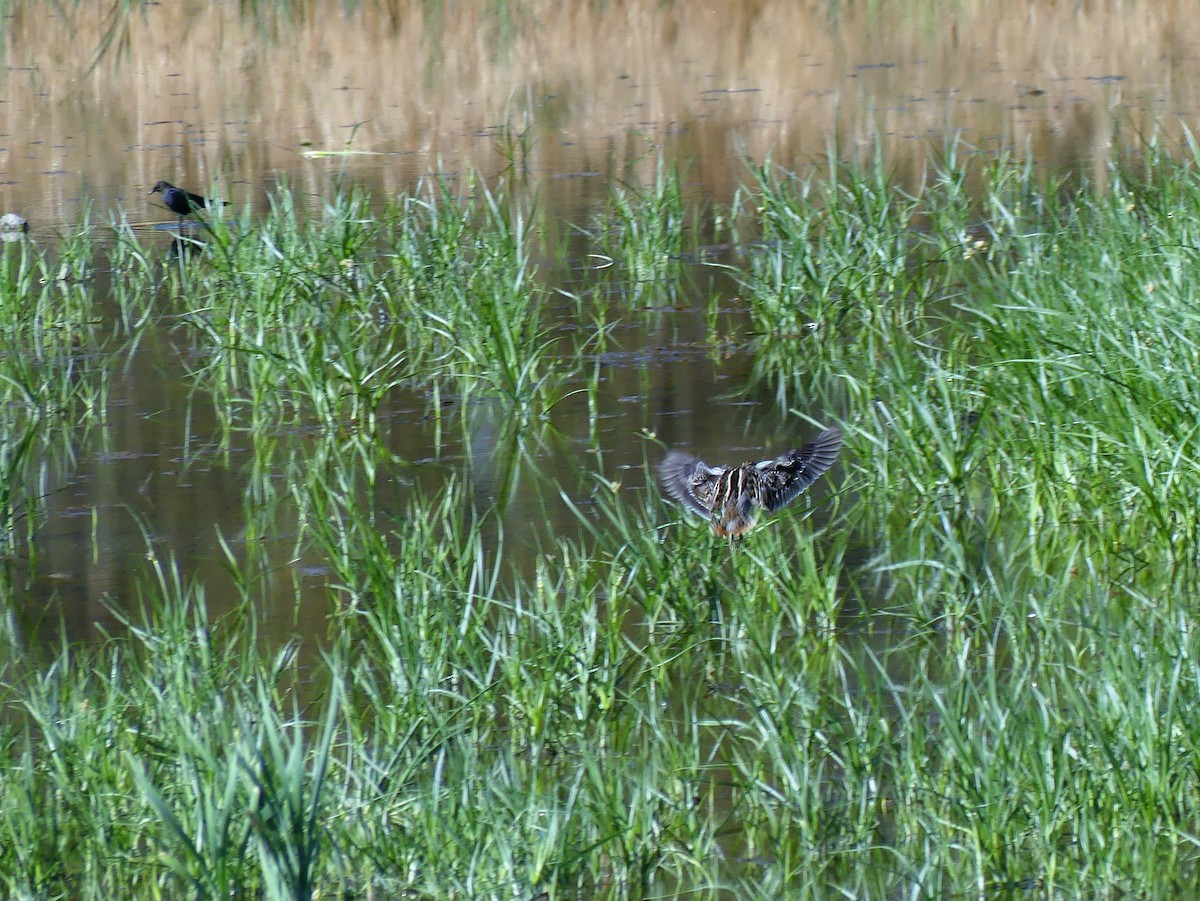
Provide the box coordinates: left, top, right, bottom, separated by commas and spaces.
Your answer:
658, 451, 726, 518
755, 427, 842, 512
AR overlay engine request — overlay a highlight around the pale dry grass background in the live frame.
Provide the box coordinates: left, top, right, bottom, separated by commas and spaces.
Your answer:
2, 0, 1197, 224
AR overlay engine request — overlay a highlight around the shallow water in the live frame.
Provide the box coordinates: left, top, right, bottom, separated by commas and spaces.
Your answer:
6, 1, 1196, 228
4, 0, 1199, 644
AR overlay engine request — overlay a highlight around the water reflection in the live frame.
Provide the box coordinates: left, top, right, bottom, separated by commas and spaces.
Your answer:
1, 0, 1194, 645
163, 232, 206, 262
3, 1, 1195, 230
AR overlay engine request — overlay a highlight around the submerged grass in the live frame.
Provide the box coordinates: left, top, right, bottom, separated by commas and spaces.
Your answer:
0, 223, 106, 559
9, 145, 1200, 896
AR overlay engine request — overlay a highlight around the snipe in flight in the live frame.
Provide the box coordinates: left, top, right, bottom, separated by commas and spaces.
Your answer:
658, 427, 842, 537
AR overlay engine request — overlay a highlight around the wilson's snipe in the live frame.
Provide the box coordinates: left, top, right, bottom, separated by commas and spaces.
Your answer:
659, 427, 843, 537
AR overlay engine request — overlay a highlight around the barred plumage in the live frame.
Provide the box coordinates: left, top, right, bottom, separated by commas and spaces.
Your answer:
658, 428, 842, 537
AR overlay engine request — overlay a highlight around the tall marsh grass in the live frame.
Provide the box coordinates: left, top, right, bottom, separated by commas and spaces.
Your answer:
0, 224, 105, 558
7, 147, 1200, 896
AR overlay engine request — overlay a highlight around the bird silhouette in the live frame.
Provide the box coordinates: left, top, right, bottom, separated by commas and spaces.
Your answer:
149, 181, 226, 221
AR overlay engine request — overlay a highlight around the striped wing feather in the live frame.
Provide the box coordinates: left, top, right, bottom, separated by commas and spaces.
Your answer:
658, 451, 727, 518
754, 427, 843, 512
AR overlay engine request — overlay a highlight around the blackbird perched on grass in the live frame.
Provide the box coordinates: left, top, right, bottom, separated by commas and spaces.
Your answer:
149, 181, 226, 221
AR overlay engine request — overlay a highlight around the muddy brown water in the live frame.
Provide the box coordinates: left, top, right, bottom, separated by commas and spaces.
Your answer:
4, 0, 1198, 646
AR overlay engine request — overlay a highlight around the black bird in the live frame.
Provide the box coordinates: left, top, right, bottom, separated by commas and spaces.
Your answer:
149, 180, 225, 220
659, 427, 843, 537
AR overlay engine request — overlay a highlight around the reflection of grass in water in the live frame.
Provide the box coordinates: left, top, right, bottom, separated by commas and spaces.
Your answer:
13, 0, 1196, 222
10, 150, 1200, 895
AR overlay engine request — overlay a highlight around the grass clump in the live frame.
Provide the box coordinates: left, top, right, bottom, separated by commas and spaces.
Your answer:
13, 145, 1200, 897
0, 225, 106, 559
110, 176, 568, 447
592, 157, 693, 307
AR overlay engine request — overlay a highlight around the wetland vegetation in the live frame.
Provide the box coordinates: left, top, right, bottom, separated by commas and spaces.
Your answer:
5, 139, 1200, 897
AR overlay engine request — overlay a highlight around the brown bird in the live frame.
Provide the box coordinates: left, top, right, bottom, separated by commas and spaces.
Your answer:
659, 427, 843, 537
